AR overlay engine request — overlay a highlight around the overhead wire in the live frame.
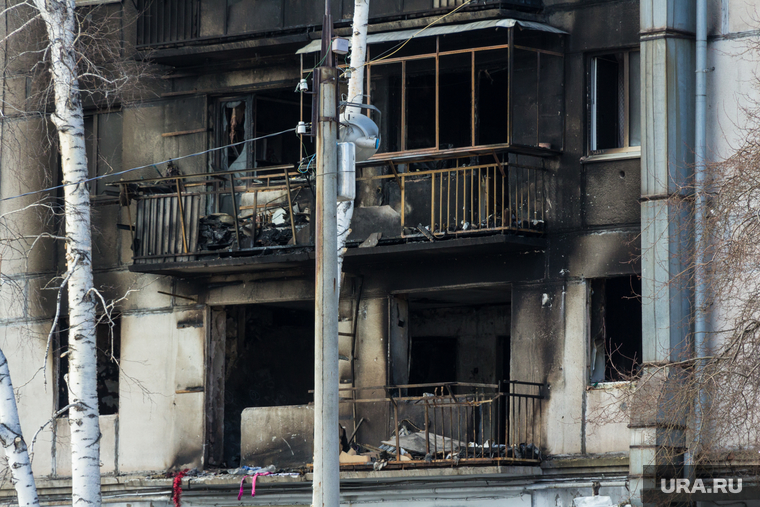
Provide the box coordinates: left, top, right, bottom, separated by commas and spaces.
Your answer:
342, 0, 474, 78
0, 128, 296, 203
6, 1, 474, 204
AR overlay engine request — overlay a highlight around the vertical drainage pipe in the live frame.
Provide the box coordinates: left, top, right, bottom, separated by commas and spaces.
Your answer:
691, 0, 708, 468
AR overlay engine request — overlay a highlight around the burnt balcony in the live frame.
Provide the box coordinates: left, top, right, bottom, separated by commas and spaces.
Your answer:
115, 154, 547, 276
239, 381, 545, 470
135, 0, 543, 47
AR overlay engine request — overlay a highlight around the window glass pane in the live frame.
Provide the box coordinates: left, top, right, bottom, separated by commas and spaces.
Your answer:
592, 54, 622, 150
475, 49, 508, 146
222, 100, 248, 171
628, 51, 641, 147
254, 91, 302, 167
370, 63, 402, 153
405, 58, 436, 150
96, 112, 123, 195
438, 53, 471, 149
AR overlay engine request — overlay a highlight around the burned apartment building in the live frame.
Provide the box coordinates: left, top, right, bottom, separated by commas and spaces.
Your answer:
1, 0, 737, 505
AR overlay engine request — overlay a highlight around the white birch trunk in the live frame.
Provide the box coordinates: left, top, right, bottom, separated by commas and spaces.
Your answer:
345, 0, 369, 121
0, 348, 40, 507
337, 0, 370, 275
31, 0, 102, 505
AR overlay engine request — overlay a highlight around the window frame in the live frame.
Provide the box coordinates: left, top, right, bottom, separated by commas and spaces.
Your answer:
83, 109, 123, 197
587, 48, 641, 156
299, 29, 566, 160
55, 315, 121, 416
588, 276, 643, 384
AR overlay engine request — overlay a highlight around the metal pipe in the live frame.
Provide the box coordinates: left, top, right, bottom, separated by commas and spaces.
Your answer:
691, 0, 708, 466
313, 65, 340, 507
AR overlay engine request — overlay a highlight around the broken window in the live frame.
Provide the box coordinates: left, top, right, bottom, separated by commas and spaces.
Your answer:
589, 276, 642, 383
589, 50, 641, 154
216, 91, 305, 173
84, 111, 122, 196
56, 317, 121, 415
212, 89, 310, 216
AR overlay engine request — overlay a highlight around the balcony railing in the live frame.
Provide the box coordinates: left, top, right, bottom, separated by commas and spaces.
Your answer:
338, 381, 544, 467
135, 0, 542, 47
136, 0, 199, 46
359, 159, 546, 237
117, 155, 545, 266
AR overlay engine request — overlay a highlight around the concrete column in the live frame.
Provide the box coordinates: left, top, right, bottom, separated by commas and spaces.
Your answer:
633, 1, 696, 505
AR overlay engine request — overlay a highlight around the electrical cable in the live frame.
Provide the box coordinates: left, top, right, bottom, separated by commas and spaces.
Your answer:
343, 0, 474, 78
0, 128, 296, 203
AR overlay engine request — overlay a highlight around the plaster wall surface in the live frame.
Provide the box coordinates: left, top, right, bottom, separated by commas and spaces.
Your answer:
410, 305, 509, 385
0, 322, 54, 476
240, 405, 313, 469
585, 386, 631, 454
706, 36, 760, 162
352, 297, 389, 447
510, 282, 586, 455
118, 309, 205, 473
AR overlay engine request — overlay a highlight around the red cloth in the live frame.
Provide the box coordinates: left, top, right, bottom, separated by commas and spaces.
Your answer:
237, 472, 272, 500
172, 469, 189, 507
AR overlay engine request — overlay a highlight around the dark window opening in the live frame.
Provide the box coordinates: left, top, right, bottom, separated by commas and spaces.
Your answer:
408, 336, 457, 396
589, 276, 642, 382
371, 63, 402, 153
476, 50, 509, 146
221, 303, 314, 467
407, 301, 510, 390
589, 50, 641, 153
84, 112, 123, 196
438, 53, 472, 149
56, 317, 121, 415
405, 58, 436, 151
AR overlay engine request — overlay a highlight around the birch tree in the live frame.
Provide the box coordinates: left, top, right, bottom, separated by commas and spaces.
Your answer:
337, 0, 369, 275
0, 347, 39, 507
30, 0, 102, 504
0, 1, 148, 504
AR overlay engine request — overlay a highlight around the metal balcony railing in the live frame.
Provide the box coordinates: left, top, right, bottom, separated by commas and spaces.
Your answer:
117, 154, 546, 266
340, 381, 544, 467
359, 159, 546, 237
135, 0, 542, 47
136, 0, 199, 46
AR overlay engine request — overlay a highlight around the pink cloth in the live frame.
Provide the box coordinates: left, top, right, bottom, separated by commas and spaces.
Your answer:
237, 472, 272, 500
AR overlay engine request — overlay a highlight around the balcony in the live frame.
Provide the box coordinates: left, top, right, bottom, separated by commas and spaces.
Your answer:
239, 381, 545, 470
134, 0, 543, 47
116, 154, 547, 275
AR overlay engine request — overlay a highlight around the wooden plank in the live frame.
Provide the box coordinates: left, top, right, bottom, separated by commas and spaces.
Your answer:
161, 128, 208, 138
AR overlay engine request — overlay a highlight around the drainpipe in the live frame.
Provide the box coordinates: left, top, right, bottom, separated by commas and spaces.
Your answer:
690, 0, 708, 467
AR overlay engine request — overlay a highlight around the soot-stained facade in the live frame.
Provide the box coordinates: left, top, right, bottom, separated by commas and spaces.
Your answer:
0, 0, 657, 506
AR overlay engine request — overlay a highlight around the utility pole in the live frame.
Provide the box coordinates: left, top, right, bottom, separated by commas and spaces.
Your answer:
313, 0, 339, 505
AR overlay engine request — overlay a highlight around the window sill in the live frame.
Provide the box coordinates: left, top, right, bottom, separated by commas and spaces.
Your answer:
580, 150, 641, 164
587, 380, 634, 390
